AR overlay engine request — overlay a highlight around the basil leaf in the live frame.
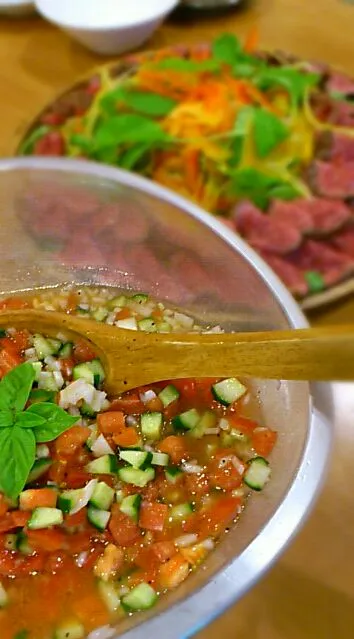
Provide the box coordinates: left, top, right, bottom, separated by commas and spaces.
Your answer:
120, 91, 177, 117
270, 184, 299, 200
229, 167, 298, 210
154, 57, 219, 73
253, 108, 289, 158
27, 402, 78, 442
0, 426, 36, 500
119, 144, 151, 170
16, 411, 47, 429
255, 67, 320, 105
29, 389, 56, 404
0, 410, 14, 428
0, 362, 35, 412
212, 33, 242, 66
94, 114, 170, 150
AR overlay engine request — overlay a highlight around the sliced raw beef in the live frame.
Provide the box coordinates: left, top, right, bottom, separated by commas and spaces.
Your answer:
259, 251, 308, 297
287, 239, 354, 287
330, 224, 354, 258
311, 93, 354, 127
315, 132, 354, 162
233, 201, 302, 254
325, 71, 354, 97
270, 196, 351, 235
169, 251, 216, 297
308, 161, 354, 198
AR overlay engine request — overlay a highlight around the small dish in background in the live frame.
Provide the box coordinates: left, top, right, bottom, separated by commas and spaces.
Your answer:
0, 0, 35, 16
34, 0, 179, 55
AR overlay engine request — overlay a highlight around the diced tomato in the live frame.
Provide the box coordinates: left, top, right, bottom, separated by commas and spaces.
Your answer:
151, 541, 176, 563
48, 460, 67, 485
108, 393, 145, 415
252, 428, 277, 457
0, 296, 29, 310
0, 494, 9, 518
72, 592, 109, 629
73, 339, 97, 362
26, 529, 67, 552
66, 291, 79, 313
115, 308, 132, 321
97, 411, 125, 435
0, 343, 23, 374
55, 426, 90, 456
113, 427, 139, 447
45, 550, 72, 574
11, 329, 31, 352
184, 472, 210, 498
163, 399, 180, 420
64, 470, 93, 489
171, 379, 197, 401
60, 356, 75, 379
126, 567, 157, 588
226, 414, 258, 437
65, 530, 93, 554
64, 509, 87, 529
158, 436, 189, 464
208, 450, 244, 491
195, 378, 220, 405
134, 547, 160, 571
19, 488, 58, 511
0, 510, 31, 533
109, 504, 141, 546
157, 553, 189, 590
139, 502, 168, 532
198, 496, 242, 538
146, 396, 164, 412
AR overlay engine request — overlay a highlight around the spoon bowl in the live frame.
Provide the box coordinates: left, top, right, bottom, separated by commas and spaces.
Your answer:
0, 309, 352, 394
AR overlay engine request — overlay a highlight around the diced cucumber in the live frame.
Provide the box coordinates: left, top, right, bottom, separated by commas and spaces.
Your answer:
29, 388, 56, 404
33, 334, 61, 359
156, 321, 172, 333
92, 308, 108, 322
73, 363, 94, 386
58, 342, 73, 359
116, 317, 138, 330
212, 378, 247, 406
115, 488, 124, 503
0, 581, 8, 607
86, 426, 98, 450
20, 487, 57, 511
118, 466, 155, 488
131, 293, 149, 303
120, 494, 141, 522
17, 533, 33, 556
58, 479, 98, 515
26, 458, 52, 484
55, 619, 85, 639
87, 506, 111, 531
0, 329, 6, 338
140, 412, 162, 440
158, 384, 180, 408
121, 582, 158, 611
172, 408, 200, 432
89, 359, 105, 385
31, 361, 42, 381
221, 428, 249, 448
119, 449, 152, 469
80, 401, 96, 418
97, 580, 121, 614
91, 434, 114, 458
151, 452, 169, 466
4, 534, 17, 551
244, 457, 271, 491
27, 507, 63, 530
165, 466, 183, 484
190, 409, 217, 439
169, 503, 193, 522
37, 371, 59, 391
107, 295, 127, 310
89, 481, 114, 510
137, 318, 157, 332
85, 454, 118, 475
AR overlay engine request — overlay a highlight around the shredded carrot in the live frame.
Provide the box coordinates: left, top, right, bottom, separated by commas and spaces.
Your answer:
244, 25, 260, 53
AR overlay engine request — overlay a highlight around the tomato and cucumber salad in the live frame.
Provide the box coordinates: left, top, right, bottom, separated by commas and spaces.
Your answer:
0, 288, 277, 639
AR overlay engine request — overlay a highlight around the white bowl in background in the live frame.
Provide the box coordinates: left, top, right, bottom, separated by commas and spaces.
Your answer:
34, 0, 179, 55
0, 0, 35, 16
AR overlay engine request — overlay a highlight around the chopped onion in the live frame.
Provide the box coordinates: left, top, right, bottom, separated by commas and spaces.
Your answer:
87, 626, 116, 639
181, 461, 203, 474
44, 355, 61, 371
53, 371, 65, 389
70, 479, 98, 515
218, 418, 230, 431
174, 534, 198, 548
139, 389, 157, 404
24, 347, 36, 359
143, 444, 154, 452
76, 551, 88, 568
126, 415, 138, 426
36, 444, 50, 459
202, 538, 215, 551
91, 434, 114, 458
173, 312, 194, 329
115, 317, 138, 330
204, 427, 219, 435
59, 379, 107, 412
231, 456, 245, 475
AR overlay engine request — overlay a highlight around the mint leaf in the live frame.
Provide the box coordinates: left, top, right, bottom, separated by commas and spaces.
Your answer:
0, 426, 35, 500
94, 114, 170, 150
27, 402, 78, 442
16, 411, 47, 428
0, 410, 14, 428
0, 362, 35, 412
253, 108, 289, 158
254, 67, 320, 105
101, 87, 177, 117
212, 33, 241, 66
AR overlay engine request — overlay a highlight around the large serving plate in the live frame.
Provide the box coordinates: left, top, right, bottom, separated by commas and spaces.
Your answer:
14, 39, 354, 311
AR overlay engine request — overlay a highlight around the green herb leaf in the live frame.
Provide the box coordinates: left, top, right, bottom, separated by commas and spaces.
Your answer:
119, 144, 151, 170
19, 125, 51, 155
29, 389, 56, 404
0, 362, 35, 412
101, 87, 177, 117
254, 67, 320, 105
15, 411, 47, 429
27, 402, 78, 442
229, 167, 299, 209
212, 33, 242, 66
270, 184, 299, 200
305, 270, 325, 293
253, 108, 289, 158
13, 631, 29, 639
69, 133, 93, 153
0, 426, 36, 500
154, 57, 219, 73
94, 114, 170, 150
0, 410, 14, 428
228, 106, 254, 167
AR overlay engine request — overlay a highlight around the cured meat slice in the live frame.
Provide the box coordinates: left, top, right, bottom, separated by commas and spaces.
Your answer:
270, 197, 350, 235
287, 239, 354, 286
308, 161, 354, 198
258, 251, 308, 297
269, 199, 313, 233
233, 201, 302, 254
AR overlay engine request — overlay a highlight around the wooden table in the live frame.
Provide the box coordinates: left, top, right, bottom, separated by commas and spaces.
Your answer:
0, 1, 354, 637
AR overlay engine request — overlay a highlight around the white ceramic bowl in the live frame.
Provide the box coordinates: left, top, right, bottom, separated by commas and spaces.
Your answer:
34, 0, 179, 55
0, 0, 35, 16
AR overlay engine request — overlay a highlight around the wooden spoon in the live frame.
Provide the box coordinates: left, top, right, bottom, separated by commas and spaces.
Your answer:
0, 309, 352, 394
